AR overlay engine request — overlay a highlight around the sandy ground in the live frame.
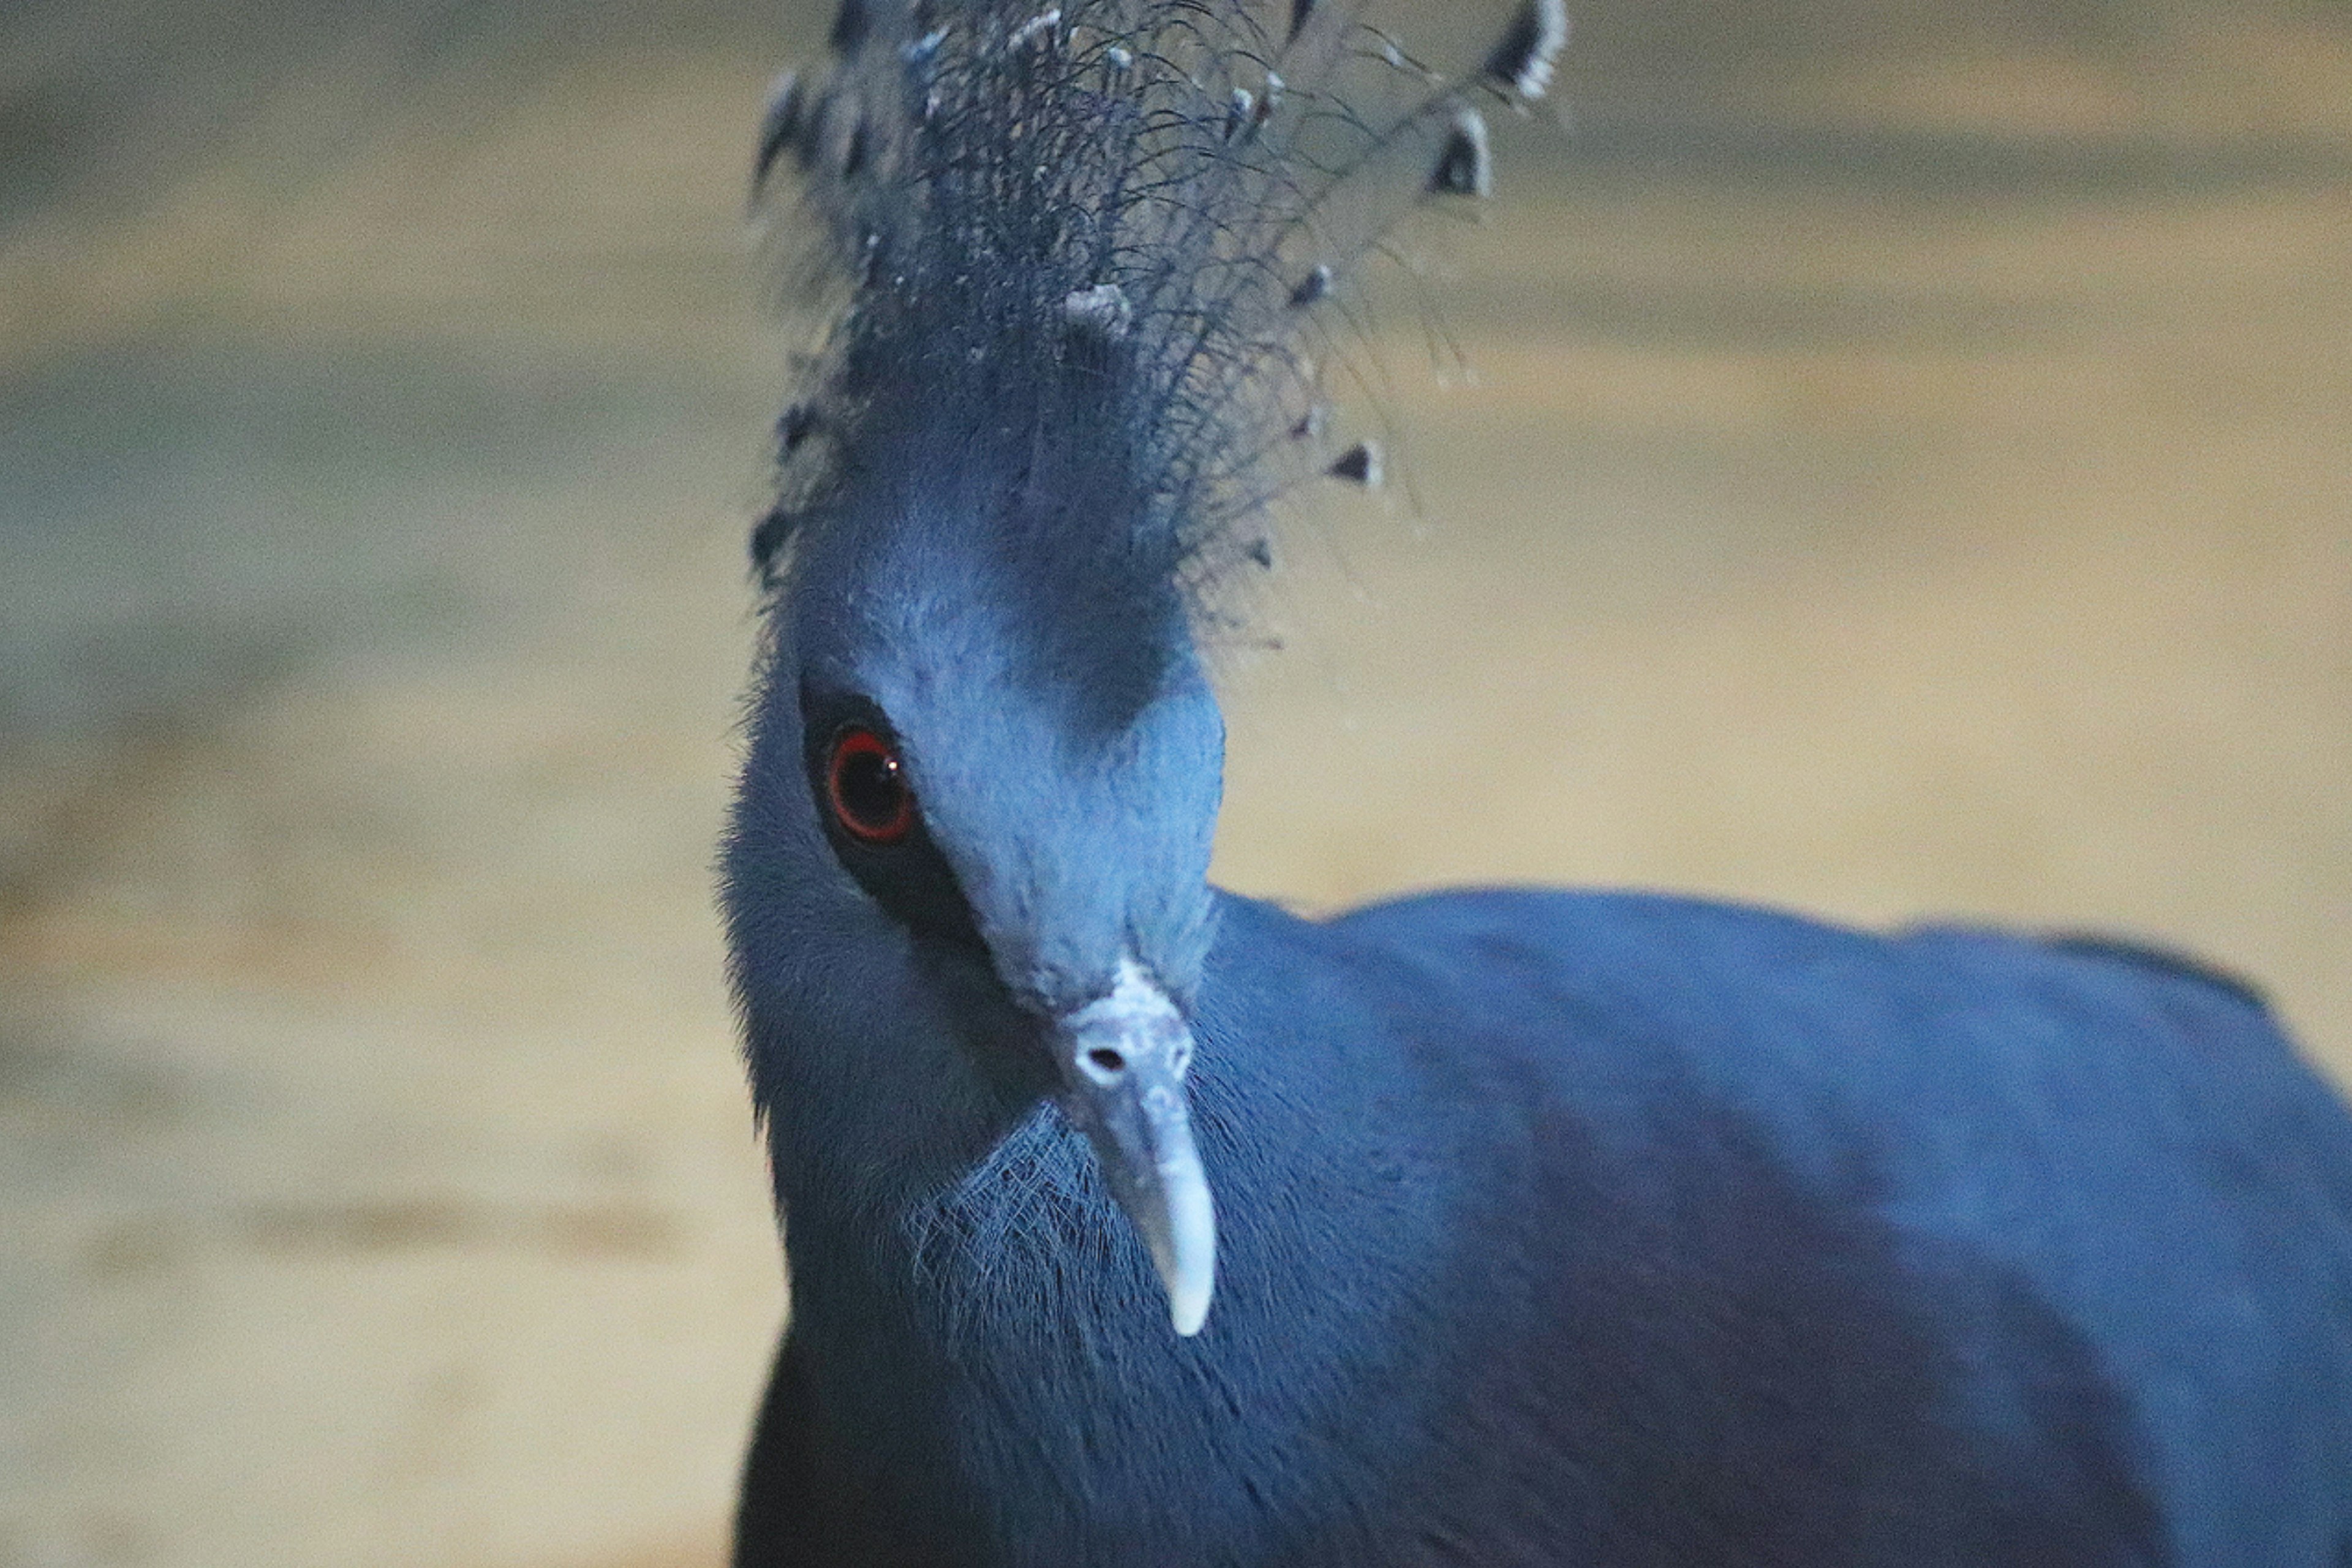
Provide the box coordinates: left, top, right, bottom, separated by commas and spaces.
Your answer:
2, 4, 2347, 1565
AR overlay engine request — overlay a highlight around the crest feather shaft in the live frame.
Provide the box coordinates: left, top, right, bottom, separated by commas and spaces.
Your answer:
750, 0, 1559, 596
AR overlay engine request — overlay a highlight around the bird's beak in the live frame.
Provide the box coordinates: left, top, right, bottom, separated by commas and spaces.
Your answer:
1054, 963, 1217, 1336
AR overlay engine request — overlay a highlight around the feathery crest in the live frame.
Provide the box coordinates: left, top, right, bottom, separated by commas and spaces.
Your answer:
749, 0, 1560, 601
1483, 0, 1569, 101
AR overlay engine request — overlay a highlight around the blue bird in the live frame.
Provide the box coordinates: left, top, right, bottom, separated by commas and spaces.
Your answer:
722, 1, 2352, 1562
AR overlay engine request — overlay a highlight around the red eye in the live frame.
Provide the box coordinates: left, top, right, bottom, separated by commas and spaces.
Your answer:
826, 726, 915, 845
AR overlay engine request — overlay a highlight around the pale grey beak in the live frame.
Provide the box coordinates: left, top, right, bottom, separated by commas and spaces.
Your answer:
1055, 960, 1217, 1336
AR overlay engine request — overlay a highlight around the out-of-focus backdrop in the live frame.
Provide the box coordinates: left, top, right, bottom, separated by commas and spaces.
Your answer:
2, 1, 2345, 1563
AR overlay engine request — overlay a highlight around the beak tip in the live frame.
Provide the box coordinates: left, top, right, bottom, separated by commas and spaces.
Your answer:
1155, 1177, 1216, 1337
1169, 1283, 1212, 1337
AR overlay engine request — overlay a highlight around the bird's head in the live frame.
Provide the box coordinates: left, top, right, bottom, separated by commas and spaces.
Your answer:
728, 0, 1565, 1339
767, 430, 1226, 1334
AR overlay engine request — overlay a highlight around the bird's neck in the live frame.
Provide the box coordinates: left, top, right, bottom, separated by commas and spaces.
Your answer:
756, 895, 1481, 1541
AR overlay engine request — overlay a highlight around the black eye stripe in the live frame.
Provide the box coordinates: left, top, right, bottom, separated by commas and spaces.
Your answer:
797, 688, 984, 952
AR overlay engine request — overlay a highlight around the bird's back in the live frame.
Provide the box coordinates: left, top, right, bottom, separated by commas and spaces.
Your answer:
1209, 888, 2352, 1564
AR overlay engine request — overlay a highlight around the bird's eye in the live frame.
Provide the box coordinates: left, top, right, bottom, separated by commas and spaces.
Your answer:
826, 726, 916, 845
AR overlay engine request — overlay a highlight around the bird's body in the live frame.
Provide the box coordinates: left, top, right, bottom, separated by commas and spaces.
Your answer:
723, 1, 2352, 1562
734, 887, 2352, 1564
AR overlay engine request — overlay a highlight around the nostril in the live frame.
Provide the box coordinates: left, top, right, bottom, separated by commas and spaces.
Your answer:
1087, 1046, 1128, 1076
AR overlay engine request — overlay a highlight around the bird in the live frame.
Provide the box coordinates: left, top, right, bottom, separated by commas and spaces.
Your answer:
720, 1, 2352, 1562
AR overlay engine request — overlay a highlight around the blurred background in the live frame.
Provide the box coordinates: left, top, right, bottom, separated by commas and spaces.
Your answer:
2, 0, 2346, 1563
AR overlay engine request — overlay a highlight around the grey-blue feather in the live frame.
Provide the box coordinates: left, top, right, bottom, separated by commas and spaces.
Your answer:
748, 0, 1534, 597
720, 2, 2352, 1565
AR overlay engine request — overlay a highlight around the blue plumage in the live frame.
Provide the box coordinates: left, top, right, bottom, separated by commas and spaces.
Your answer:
723, 1, 2352, 1562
